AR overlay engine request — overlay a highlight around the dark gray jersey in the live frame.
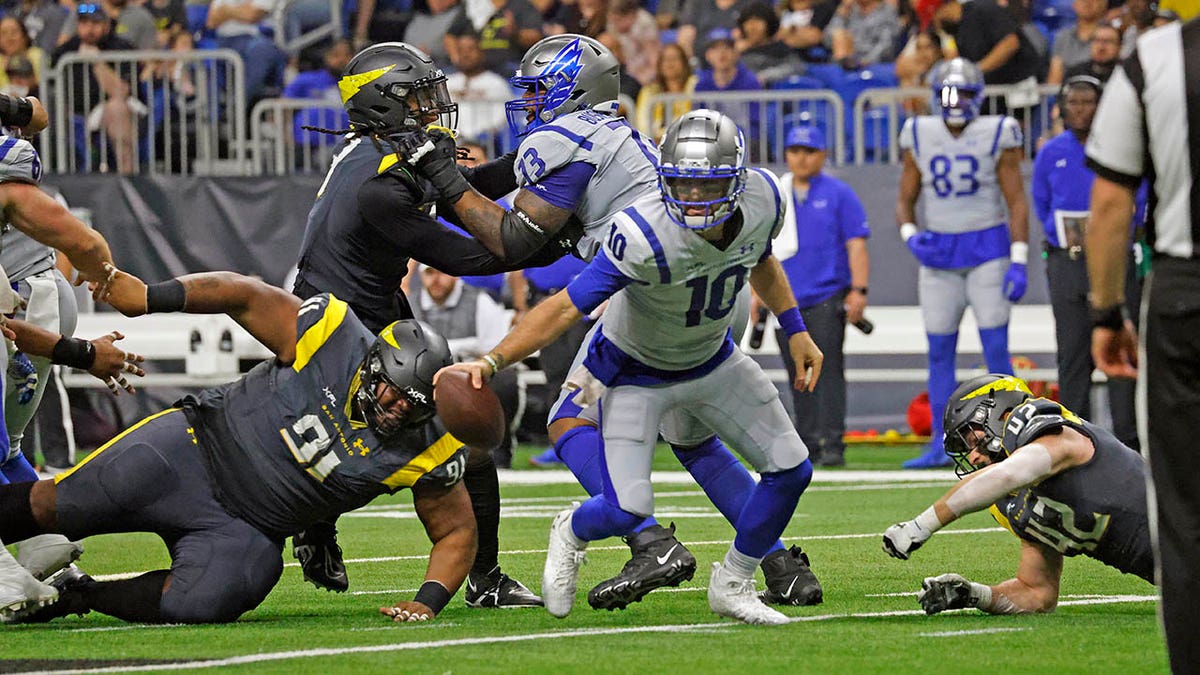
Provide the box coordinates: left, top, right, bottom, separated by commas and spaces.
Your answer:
990, 398, 1153, 582
182, 294, 467, 538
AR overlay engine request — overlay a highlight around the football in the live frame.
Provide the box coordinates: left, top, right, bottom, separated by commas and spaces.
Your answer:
435, 368, 505, 452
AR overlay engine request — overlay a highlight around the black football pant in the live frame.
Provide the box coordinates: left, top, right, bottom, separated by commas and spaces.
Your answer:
1142, 257, 1200, 675
775, 290, 847, 462
1045, 248, 1140, 449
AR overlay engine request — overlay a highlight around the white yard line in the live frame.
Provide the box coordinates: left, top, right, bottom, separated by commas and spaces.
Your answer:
19, 595, 1157, 675
93, 528, 1006, 582
919, 627, 1031, 637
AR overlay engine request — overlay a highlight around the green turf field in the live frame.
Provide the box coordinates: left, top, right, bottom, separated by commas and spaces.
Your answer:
2, 446, 1166, 674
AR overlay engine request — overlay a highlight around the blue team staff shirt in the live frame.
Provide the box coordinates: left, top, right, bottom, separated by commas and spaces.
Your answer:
1033, 130, 1148, 247
781, 172, 870, 309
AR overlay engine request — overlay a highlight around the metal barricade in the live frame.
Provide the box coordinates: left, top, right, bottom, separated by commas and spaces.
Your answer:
852, 82, 1062, 164
49, 49, 247, 175
644, 89, 846, 165
250, 96, 516, 175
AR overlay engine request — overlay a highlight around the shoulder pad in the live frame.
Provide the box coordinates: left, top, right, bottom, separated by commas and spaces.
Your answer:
293, 293, 351, 372
412, 444, 469, 490
1002, 398, 1085, 451
603, 207, 664, 282
0, 137, 41, 184
997, 116, 1024, 151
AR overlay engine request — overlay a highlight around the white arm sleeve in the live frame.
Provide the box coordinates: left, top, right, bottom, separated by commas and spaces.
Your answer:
945, 444, 1054, 517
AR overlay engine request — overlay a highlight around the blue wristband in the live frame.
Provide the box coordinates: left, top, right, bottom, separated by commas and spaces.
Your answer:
778, 307, 807, 336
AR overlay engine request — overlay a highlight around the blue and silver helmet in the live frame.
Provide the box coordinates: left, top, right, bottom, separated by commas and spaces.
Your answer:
505, 34, 620, 138
657, 109, 747, 230
930, 58, 985, 127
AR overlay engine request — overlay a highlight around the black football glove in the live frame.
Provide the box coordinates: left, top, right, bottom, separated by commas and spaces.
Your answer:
390, 126, 471, 202
917, 573, 979, 615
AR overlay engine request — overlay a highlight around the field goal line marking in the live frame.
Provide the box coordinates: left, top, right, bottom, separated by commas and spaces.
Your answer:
19, 596, 1157, 675
93, 528, 1008, 582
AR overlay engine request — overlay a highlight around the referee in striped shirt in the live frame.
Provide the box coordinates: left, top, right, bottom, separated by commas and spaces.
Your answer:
1085, 18, 1200, 675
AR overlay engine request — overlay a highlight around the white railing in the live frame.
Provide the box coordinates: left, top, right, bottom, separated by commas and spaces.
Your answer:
644, 89, 846, 165
852, 83, 1063, 164
250, 97, 347, 175
49, 49, 248, 175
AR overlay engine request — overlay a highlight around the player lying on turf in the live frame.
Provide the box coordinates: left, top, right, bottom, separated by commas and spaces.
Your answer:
882, 374, 1153, 615
439, 110, 821, 625
0, 268, 485, 624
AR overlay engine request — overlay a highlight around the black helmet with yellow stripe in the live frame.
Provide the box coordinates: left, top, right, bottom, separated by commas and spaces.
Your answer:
354, 320, 452, 437
340, 42, 458, 136
943, 374, 1034, 476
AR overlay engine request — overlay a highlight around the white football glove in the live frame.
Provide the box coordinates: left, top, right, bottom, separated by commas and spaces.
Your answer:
918, 573, 984, 615
882, 519, 933, 560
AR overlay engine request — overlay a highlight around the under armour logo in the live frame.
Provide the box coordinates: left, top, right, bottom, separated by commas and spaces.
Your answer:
1055, 159, 1067, 168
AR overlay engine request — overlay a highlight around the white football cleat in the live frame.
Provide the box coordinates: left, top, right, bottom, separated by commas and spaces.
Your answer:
542, 502, 587, 618
17, 535, 84, 581
0, 546, 57, 619
707, 562, 790, 625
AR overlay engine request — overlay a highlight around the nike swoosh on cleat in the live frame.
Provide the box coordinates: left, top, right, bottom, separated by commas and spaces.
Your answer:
785, 577, 797, 599
656, 545, 680, 566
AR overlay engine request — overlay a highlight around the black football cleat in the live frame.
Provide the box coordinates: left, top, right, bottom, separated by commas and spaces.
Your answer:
3, 564, 93, 624
464, 566, 544, 608
588, 523, 697, 611
759, 545, 823, 606
293, 522, 349, 593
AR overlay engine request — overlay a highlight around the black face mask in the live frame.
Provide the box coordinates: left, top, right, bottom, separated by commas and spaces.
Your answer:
941, 19, 960, 35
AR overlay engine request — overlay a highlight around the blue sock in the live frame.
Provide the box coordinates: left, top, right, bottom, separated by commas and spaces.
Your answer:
673, 437, 784, 555
0, 453, 38, 484
927, 332, 959, 452
555, 425, 658, 533
978, 325, 1014, 375
571, 494, 645, 541
732, 460, 813, 558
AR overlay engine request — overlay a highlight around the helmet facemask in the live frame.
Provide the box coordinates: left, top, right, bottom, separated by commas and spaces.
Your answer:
936, 82, 982, 127
504, 35, 620, 138
353, 348, 436, 438
658, 167, 747, 230
944, 400, 1010, 478
505, 72, 576, 137
377, 72, 458, 133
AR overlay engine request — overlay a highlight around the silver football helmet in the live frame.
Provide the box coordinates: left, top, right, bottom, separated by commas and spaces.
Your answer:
657, 109, 747, 230
505, 34, 620, 137
930, 57, 985, 127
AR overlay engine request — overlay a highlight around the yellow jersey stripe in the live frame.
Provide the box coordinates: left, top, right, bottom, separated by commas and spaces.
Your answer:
294, 296, 349, 372
55, 408, 182, 484
378, 153, 400, 174
988, 504, 1017, 537
382, 432, 464, 489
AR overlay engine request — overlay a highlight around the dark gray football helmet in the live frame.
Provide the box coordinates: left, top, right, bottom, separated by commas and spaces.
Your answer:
942, 374, 1034, 477
657, 109, 747, 230
505, 34, 620, 137
355, 319, 452, 437
340, 42, 457, 135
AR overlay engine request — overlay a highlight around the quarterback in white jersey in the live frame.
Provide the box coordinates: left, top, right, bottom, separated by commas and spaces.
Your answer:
413, 36, 823, 610
439, 110, 822, 625
895, 58, 1031, 469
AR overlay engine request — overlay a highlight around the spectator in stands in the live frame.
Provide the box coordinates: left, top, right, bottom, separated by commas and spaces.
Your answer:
0, 17, 43, 93
283, 39, 351, 150
655, 0, 682, 30
146, 0, 187, 41
1046, 0, 1106, 84
1, 54, 37, 98
827, 0, 900, 70
549, 0, 607, 37
60, 0, 159, 49
205, 0, 287, 104
446, 33, 512, 147
1063, 23, 1121, 83
766, 125, 870, 468
780, 0, 836, 62
15, 0, 67, 54
677, 0, 750, 61
402, 0, 461, 66
735, 1, 802, 85
894, 27, 942, 112
410, 264, 521, 469
446, 0, 542, 77
635, 41, 695, 139
1115, 0, 1156, 57
606, 0, 658, 85
142, 29, 199, 171
695, 31, 761, 152
935, 0, 1041, 87
51, 3, 138, 174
